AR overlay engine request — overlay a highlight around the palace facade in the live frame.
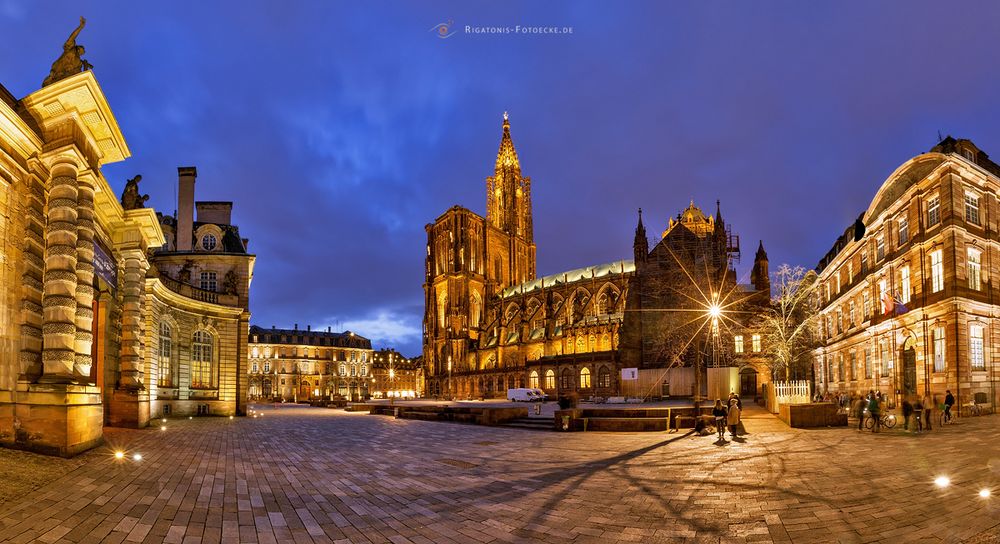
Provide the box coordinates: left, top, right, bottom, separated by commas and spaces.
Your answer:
0, 31, 252, 456
247, 325, 374, 402
815, 137, 1000, 411
422, 114, 771, 400
370, 348, 422, 399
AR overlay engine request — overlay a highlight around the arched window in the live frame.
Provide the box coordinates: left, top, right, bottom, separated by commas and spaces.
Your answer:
360, 364, 367, 376
340, 363, 347, 376
158, 322, 173, 387
596, 293, 609, 315
598, 366, 611, 388
580, 367, 591, 388
529, 371, 539, 389
351, 364, 357, 376
263, 361, 271, 373
560, 368, 573, 389
191, 330, 214, 388
544, 369, 555, 389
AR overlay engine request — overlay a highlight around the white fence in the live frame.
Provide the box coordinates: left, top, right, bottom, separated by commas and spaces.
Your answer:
766, 380, 811, 414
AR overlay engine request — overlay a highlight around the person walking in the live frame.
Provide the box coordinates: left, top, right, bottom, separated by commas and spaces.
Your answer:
728, 397, 741, 437
944, 390, 955, 424
853, 395, 866, 431
713, 399, 728, 440
922, 392, 933, 431
901, 397, 913, 431
868, 390, 881, 433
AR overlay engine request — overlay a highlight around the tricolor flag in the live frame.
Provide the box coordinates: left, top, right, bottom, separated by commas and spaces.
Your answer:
882, 291, 908, 316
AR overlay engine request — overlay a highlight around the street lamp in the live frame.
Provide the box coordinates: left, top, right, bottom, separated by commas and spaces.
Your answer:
447, 355, 453, 401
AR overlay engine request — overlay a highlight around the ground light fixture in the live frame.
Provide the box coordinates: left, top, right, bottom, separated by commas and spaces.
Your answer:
934, 476, 950, 488
133, 454, 142, 461
160, 425, 167, 431
114, 451, 124, 460
981, 489, 991, 498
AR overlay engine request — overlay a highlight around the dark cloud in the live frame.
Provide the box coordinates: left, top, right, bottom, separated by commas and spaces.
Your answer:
4, 1, 1000, 356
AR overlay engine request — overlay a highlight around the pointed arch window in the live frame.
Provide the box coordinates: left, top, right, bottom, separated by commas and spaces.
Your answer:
529, 371, 539, 389
579, 367, 591, 388
544, 369, 555, 389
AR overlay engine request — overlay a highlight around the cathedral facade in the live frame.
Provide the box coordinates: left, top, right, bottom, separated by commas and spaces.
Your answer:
422, 115, 771, 400
0, 30, 252, 456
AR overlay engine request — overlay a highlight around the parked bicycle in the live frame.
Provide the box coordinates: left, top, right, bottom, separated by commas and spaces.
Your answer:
864, 411, 897, 430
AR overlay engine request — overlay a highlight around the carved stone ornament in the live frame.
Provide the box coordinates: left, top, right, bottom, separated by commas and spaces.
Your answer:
42, 16, 92, 87
120, 175, 149, 210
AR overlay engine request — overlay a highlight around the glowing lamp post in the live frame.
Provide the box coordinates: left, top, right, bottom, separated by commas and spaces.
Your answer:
447, 355, 453, 401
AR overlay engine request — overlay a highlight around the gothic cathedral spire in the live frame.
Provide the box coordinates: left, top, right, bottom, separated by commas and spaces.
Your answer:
486, 112, 532, 243
633, 208, 648, 265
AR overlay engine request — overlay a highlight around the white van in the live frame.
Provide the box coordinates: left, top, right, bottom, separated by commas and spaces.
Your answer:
531, 389, 549, 402
507, 388, 536, 402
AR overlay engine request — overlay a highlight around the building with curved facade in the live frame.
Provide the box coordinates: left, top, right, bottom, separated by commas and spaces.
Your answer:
814, 137, 1000, 411
0, 35, 252, 456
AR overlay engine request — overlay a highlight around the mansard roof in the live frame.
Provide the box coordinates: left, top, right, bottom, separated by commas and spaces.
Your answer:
249, 325, 372, 349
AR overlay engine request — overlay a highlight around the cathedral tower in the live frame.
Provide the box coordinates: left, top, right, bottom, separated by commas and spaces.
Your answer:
751, 240, 770, 298
633, 208, 648, 265
485, 112, 536, 290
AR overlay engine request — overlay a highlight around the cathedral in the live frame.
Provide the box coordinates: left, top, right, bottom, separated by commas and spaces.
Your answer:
422, 115, 772, 400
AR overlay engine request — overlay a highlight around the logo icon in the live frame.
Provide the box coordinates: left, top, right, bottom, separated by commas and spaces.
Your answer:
430, 20, 456, 39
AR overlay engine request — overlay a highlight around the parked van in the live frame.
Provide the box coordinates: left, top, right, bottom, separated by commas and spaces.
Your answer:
531, 388, 549, 402
507, 388, 536, 402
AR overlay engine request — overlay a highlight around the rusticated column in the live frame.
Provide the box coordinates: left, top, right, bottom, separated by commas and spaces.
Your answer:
118, 248, 148, 390
18, 175, 47, 380
74, 177, 96, 381
39, 163, 80, 384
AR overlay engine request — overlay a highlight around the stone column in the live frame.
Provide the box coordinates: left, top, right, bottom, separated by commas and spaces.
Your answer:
39, 163, 80, 384
18, 173, 47, 380
118, 248, 148, 390
74, 177, 96, 381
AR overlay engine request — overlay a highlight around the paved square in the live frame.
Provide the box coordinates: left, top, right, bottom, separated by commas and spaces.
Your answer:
0, 404, 997, 543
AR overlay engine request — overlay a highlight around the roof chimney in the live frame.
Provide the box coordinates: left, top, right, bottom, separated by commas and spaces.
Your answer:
294, 323, 298, 330
176, 167, 197, 250
307, 325, 311, 331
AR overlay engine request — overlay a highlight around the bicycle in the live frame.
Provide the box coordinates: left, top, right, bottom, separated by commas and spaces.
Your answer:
864, 412, 897, 430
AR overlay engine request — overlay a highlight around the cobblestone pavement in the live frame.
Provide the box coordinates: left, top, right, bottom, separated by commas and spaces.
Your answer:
0, 404, 998, 544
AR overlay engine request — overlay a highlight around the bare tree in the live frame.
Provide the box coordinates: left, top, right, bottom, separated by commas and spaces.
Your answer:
751, 264, 819, 381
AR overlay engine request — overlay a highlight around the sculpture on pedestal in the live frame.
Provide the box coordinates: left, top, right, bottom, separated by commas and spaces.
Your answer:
42, 16, 92, 87
120, 175, 149, 210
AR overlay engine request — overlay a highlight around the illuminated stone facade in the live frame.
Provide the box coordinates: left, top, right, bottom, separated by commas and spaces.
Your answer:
247, 325, 374, 402
423, 115, 771, 399
0, 40, 252, 456
371, 348, 422, 399
815, 137, 1000, 411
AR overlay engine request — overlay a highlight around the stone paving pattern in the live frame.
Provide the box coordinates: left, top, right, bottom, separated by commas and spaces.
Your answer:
0, 404, 998, 543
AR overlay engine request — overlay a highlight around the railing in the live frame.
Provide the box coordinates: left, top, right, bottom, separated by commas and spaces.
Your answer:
767, 380, 812, 414
156, 272, 239, 306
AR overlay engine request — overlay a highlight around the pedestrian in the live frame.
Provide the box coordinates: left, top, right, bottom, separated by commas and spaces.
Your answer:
868, 390, 881, 433
853, 395, 866, 431
944, 390, 955, 424
922, 392, 933, 431
713, 399, 728, 440
728, 397, 741, 437
901, 397, 913, 431
912, 395, 923, 432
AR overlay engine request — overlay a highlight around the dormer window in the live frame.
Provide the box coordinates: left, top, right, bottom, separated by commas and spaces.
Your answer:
964, 149, 976, 161
202, 234, 217, 251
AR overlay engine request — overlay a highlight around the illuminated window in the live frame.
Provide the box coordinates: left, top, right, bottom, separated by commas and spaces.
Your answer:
751, 334, 761, 353
252, 362, 258, 373
201, 234, 217, 251
528, 371, 539, 389
848, 262, 853, 284
933, 327, 945, 372
158, 322, 172, 387
200, 271, 217, 292
878, 279, 888, 314
191, 330, 214, 388
968, 248, 982, 291
263, 361, 270, 373
579, 367, 591, 388
864, 347, 872, 379
340, 363, 346, 376
860, 251, 868, 274
927, 196, 940, 227
971, 325, 985, 370
544, 369, 555, 389
930, 250, 943, 293
863, 291, 871, 319
734, 335, 744, 354
966, 192, 980, 225
876, 236, 885, 261
360, 364, 367, 376
900, 266, 911, 304
898, 216, 908, 245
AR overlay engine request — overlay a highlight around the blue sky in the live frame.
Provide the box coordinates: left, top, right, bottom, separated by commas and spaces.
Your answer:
3, 1, 1000, 356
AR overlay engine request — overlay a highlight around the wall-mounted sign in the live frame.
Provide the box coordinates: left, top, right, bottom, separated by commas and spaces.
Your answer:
93, 240, 117, 289
621, 367, 638, 381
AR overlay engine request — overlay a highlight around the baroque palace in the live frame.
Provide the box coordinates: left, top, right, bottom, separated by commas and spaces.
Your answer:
0, 22, 252, 456
422, 114, 771, 400
815, 137, 1000, 412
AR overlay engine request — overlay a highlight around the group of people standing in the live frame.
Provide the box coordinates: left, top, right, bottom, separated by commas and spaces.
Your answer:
711, 393, 742, 440
842, 389, 956, 433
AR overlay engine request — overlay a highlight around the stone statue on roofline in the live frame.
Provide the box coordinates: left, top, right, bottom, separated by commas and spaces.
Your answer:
120, 175, 149, 210
42, 16, 92, 87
